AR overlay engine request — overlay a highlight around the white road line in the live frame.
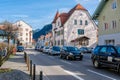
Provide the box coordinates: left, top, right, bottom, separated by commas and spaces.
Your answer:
64, 70, 84, 80
87, 69, 117, 80
61, 60, 72, 65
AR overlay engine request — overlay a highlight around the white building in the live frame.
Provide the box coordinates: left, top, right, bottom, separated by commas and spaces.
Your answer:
14, 20, 33, 47
52, 4, 98, 48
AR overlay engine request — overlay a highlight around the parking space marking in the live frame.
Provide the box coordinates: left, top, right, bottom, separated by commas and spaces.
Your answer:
61, 60, 72, 65
87, 69, 117, 80
64, 70, 84, 80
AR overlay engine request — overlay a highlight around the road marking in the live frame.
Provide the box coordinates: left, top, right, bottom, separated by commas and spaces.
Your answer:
87, 69, 117, 80
64, 70, 84, 80
61, 60, 72, 65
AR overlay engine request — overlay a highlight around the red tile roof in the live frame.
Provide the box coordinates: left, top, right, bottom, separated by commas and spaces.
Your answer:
52, 4, 87, 25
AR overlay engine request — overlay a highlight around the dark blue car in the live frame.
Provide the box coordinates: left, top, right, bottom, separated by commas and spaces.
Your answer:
17, 46, 24, 52
60, 46, 83, 60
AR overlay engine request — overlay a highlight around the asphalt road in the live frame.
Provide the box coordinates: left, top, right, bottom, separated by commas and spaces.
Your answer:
25, 49, 120, 80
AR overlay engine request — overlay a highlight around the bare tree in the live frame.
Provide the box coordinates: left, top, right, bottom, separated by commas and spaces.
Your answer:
1, 21, 18, 50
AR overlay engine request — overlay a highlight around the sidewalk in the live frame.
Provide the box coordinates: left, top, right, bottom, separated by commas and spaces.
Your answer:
0, 52, 30, 80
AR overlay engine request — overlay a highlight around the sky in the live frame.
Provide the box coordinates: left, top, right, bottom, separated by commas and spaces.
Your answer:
0, 0, 100, 30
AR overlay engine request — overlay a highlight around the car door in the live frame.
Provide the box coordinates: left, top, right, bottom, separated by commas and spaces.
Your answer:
99, 46, 109, 63
108, 46, 120, 64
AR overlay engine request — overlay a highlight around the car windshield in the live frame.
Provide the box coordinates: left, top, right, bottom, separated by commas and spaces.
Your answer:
93, 46, 100, 53
67, 47, 78, 51
115, 46, 120, 54
17, 46, 24, 49
53, 46, 60, 51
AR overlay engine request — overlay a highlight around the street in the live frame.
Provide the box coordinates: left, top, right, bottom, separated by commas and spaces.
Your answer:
26, 49, 120, 80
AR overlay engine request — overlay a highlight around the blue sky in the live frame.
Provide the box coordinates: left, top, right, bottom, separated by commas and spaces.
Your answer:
0, 0, 100, 30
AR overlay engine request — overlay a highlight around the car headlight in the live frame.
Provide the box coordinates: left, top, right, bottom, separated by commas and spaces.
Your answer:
69, 53, 73, 55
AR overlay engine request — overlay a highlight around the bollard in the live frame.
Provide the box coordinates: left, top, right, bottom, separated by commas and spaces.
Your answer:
30, 60, 32, 78
40, 71, 43, 80
0, 55, 2, 66
33, 64, 36, 80
24, 52, 26, 62
27, 56, 30, 71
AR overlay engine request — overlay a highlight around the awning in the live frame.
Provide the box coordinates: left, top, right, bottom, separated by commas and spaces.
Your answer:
71, 36, 89, 42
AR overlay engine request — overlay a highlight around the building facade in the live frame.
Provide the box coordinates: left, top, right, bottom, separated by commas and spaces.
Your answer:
93, 0, 120, 46
14, 20, 33, 47
52, 4, 98, 48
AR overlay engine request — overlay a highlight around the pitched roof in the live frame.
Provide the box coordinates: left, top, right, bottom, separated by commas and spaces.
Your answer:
52, 11, 60, 23
92, 0, 108, 19
52, 4, 87, 25
59, 13, 69, 26
68, 4, 87, 15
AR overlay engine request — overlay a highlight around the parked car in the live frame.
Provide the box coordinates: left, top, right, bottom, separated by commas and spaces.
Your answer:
79, 47, 92, 53
43, 46, 50, 53
39, 46, 44, 52
60, 46, 83, 60
49, 46, 61, 55
17, 46, 24, 52
91, 45, 120, 72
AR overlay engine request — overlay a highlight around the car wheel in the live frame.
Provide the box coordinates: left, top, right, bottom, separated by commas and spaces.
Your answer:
93, 60, 100, 68
60, 54, 63, 59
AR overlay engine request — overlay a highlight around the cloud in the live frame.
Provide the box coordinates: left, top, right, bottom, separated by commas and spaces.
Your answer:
12, 14, 29, 18
59, 8, 70, 13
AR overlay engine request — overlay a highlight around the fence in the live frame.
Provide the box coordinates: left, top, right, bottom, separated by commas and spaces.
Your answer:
24, 52, 43, 80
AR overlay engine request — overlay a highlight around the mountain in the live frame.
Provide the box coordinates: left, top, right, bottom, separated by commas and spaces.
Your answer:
33, 29, 40, 34
33, 24, 52, 41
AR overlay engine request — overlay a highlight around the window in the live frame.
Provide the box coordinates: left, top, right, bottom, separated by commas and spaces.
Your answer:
105, 40, 115, 45
85, 20, 88, 25
26, 33, 28, 36
58, 40, 60, 45
58, 22, 60, 26
104, 23, 108, 30
108, 47, 116, 54
57, 31, 60, 36
20, 33, 23, 36
80, 20, 82, 25
74, 20, 77, 25
61, 39, 64, 45
112, 0, 117, 9
112, 20, 116, 29
78, 29, 84, 35
26, 38, 28, 41
61, 29, 64, 35
26, 28, 28, 31
100, 47, 107, 53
